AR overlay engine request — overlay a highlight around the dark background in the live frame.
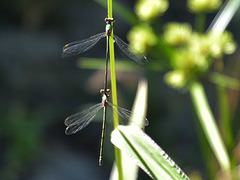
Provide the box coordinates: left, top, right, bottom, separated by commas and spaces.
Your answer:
0, 0, 239, 179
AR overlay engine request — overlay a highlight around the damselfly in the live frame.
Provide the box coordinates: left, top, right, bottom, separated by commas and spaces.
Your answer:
63, 17, 148, 166
65, 89, 149, 166
62, 18, 147, 65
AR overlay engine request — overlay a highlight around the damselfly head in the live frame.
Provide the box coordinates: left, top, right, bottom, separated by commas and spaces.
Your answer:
100, 89, 111, 96
104, 17, 115, 23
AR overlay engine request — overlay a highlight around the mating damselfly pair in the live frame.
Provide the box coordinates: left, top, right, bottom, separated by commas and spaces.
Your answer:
62, 17, 148, 166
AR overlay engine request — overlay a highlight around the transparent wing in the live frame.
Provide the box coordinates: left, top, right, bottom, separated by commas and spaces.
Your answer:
62, 32, 106, 58
65, 103, 103, 135
114, 35, 148, 65
108, 102, 149, 127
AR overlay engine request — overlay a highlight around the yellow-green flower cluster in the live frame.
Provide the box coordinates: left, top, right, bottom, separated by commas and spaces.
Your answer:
127, 25, 157, 54
163, 23, 192, 46
164, 70, 187, 89
135, 0, 168, 21
187, 0, 222, 13
188, 32, 236, 60
205, 32, 237, 58
163, 22, 236, 89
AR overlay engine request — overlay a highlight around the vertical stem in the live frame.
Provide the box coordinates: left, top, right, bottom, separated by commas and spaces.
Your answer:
189, 81, 230, 172
217, 85, 234, 149
107, 0, 123, 179
109, 34, 119, 130
214, 61, 234, 150
107, 0, 112, 18
109, 34, 123, 179
195, 13, 206, 33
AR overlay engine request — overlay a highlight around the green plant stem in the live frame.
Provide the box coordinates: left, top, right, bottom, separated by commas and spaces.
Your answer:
189, 81, 231, 172
107, 0, 123, 179
195, 13, 206, 33
208, 72, 240, 90
109, 31, 123, 179
217, 85, 234, 150
94, 0, 138, 26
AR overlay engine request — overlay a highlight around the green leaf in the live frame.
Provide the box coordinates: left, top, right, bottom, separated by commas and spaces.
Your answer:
111, 126, 190, 180
110, 78, 148, 180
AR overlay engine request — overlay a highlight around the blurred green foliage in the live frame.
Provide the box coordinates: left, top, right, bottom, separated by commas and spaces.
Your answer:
124, 0, 240, 178
187, 0, 222, 13
0, 0, 239, 179
0, 104, 44, 179
128, 2, 237, 89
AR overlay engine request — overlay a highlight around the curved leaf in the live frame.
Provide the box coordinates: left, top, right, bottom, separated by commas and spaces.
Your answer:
111, 126, 190, 180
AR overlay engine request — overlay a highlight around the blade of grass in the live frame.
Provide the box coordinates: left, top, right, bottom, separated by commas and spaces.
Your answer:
129, 78, 148, 128
189, 81, 231, 172
207, 0, 240, 33
111, 126, 190, 180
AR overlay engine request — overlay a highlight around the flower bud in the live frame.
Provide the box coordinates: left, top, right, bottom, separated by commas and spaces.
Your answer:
163, 23, 192, 46
127, 25, 157, 53
164, 70, 187, 89
187, 0, 222, 13
206, 31, 237, 58
135, 0, 168, 21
